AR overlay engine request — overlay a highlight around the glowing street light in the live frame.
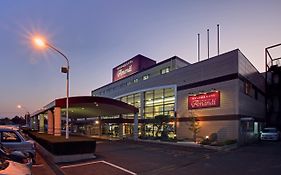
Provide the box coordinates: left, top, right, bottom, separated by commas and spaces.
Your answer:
33, 36, 70, 139
34, 37, 46, 48
17, 105, 30, 127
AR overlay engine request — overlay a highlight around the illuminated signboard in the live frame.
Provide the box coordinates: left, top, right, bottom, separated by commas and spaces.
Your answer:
112, 55, 156, 82
188, 91, 220, 109
113, 59, 139, 82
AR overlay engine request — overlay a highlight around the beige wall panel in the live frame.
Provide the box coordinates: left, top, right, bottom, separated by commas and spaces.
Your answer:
177, 120, 239, 141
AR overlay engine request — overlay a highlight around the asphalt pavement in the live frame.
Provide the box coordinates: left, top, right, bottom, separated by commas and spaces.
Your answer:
32, 140, 281, 175
32, 151, 56, 175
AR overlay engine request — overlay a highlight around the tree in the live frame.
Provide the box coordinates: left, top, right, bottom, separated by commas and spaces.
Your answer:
0, 117, 12, 125
188, 112, 200, 142
11, 116, 25, 125
153, 115, 170, 140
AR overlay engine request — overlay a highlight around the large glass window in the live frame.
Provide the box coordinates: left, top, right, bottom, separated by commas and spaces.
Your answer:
134, 93, 141, 108
154, 89, 163, 100
143, 87, 175, 119
145, 91, 153, 101
119, 93, 141, 119
127, 95, 134, 105
118, 87, 175, 119
117, 87, 176, 139
121, 96, 127, 103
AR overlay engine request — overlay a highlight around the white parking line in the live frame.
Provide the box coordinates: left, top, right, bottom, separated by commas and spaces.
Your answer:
61, 160, 103, 169
61, 160, 137, 175
101, 161, 137, 175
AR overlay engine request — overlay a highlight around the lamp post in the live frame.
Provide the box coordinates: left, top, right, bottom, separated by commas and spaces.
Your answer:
17, 105, 30, 127
33, 37, 70, 139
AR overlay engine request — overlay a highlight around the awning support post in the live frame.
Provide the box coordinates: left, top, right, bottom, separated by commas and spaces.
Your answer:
133, 112, 138, 141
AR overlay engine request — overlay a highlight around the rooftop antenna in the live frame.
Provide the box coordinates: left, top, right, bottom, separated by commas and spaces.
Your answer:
207, 29, 210, 59
197, 33, 200, 62
217, 24, 220, 55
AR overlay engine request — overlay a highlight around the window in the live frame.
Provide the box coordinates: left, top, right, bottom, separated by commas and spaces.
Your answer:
143, 88, 175, 119
142, 74, 149, 80
144, 91, 153, 102
1, 131, 21, 142
127, 95, 134, 105
160, 67, 170, 74
244, 82, 251, 95
164, 88, 174, 97
133, 78, 139, 83
121, 96, 127, 103
119, 88, 175, 120
126, 81, 132, 86
134, 93, 141, 108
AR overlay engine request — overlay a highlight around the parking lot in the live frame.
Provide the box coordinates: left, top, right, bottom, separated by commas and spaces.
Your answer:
58, 140, 216, 175
32, 140, 281, 175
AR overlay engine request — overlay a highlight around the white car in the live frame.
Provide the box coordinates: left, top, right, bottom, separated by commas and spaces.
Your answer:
260, 127, 280, 141
0, 159, 31, 175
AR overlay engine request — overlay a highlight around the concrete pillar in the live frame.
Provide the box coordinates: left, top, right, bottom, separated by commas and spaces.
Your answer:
119, 123, 124, 139
29, 116, 34, 130
35, 116, 39, 131
133, 112, 139, 141
54, 107, 61, 136
98, 116, 102, 136
39, 114, 45, 133
140, 92, 145, 136
140, 92, 144, 119
118, 115, 123, 138
47, 110, 54, 135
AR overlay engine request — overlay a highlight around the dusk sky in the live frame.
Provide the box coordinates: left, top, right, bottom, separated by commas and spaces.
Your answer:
1, 0, 281, 117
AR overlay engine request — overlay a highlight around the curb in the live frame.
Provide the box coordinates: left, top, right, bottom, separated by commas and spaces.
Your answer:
35, 142, 66, 175
127, 139, 238, 151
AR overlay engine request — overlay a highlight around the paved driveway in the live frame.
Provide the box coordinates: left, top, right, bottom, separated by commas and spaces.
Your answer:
59, 140, 281, 175
183, 141, 281, 175
60, 140, 215, 175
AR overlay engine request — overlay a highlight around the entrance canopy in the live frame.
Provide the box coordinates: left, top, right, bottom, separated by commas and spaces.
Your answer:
31, 96, 138, 118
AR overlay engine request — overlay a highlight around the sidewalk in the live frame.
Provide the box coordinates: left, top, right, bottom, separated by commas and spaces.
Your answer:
32, 143, 65, 175
32, 151, 57, 175
127, 138, 238, 151
79, 134, 238, 151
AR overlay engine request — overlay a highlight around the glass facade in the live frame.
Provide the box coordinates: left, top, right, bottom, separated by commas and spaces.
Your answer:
118, 87, 175, 119
144, 88, 175, 118
74, 87, 176, 139
120, 93, 141, 119
117, 87, 176, 139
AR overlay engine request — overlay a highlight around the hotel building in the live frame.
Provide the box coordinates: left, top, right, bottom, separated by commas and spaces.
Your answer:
89, 49, 265, 144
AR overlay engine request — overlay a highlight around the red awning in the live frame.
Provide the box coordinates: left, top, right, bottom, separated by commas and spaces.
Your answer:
31, 96, 138, 118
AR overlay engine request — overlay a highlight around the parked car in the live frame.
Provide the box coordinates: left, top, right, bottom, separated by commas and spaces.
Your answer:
0, 159, 31, 175
0, 127, 36, 162
0, 143, 32, 169
260, 127, 280, 141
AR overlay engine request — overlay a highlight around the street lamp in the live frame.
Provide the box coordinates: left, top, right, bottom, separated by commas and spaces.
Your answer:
33, 36, 70, 139
17, 105, 30, 127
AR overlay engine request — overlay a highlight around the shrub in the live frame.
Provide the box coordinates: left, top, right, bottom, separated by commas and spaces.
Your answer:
223, 139, 237, 145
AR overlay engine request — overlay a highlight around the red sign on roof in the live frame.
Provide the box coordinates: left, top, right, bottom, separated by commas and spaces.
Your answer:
188, 91, 220, 110
112, 55, 156, 82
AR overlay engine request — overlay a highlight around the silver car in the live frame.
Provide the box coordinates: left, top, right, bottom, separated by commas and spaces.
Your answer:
260, 127, 280, 141
0, 127, 36, 161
